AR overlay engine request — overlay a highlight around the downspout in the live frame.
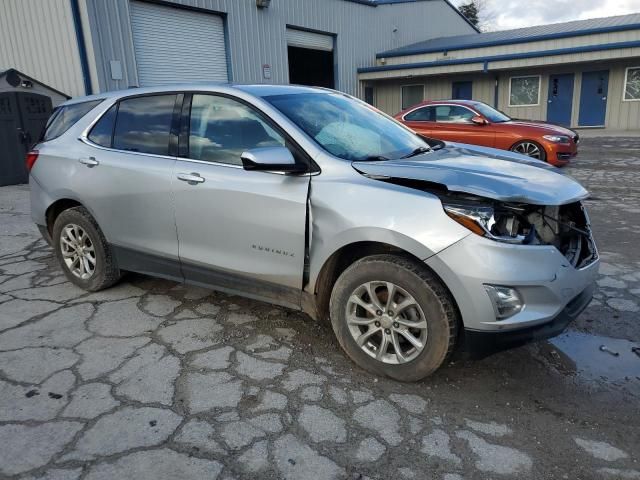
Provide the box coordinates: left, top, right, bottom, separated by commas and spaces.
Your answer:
70, 0, 93, 95
494, 76, 499, 109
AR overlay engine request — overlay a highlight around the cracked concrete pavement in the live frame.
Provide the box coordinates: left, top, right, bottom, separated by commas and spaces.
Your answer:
0, 137, 639, 479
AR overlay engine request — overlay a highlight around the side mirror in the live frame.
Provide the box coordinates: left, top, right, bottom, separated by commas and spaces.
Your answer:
241, 146, 306, 173
471, 116, 488, 126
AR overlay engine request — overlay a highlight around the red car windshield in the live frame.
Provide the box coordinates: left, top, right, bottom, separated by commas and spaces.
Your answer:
470, 102, 511, 123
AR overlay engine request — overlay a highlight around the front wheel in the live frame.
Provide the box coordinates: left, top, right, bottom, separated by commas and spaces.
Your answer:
510, 140, 547, 161
329, 255, 459, 381
52, 206, 121, 291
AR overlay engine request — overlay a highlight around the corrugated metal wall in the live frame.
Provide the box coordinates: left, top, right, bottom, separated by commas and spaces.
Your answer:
84, 0, 476, 97
0, 0, 85, 97
369, 60, 640, 131
374, 74, 495, 114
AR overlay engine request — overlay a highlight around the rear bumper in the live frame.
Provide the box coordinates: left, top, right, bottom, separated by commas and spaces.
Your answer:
462, 282, 594, 358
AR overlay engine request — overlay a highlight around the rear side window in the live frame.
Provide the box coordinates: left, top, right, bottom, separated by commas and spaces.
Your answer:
88, 104, 117, 147
42, 99, 102, 141
112, 94, 176, 155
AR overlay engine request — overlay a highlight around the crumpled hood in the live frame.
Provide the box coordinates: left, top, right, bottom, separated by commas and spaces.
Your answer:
352, 143, 589, 205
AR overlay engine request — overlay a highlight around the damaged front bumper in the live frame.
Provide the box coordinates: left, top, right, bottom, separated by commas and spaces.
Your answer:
463, 282, 595, 358
425, 232, 599, 354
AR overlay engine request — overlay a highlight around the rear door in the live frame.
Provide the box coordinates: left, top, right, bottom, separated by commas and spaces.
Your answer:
171, 93, 310, 308
431, 104, 495, 147
75, 94, 181, 278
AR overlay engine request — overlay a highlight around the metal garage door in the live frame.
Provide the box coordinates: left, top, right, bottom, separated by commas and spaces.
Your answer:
286, 28, 334, 52
130, 1, 228, 86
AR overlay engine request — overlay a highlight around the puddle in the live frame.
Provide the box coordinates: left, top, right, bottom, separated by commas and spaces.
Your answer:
541, 331, 640, 395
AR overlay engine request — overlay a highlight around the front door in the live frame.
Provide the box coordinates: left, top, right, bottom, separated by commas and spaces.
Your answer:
547, 74, 574, 127
172, 93, 309, 309
0, 92, 52, 186
430, 104, 495, 147
579, 70, 609, 127
452, 81, 473, 100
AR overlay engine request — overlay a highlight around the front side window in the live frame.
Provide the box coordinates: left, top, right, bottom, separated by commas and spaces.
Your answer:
509, 76, 541, 106
112, 94, 176, 155
624, 67, 640, 101
42, 99, 102, 141
404, 107, 434, 122
266, 92, 429, 161
434, 105, 475, 123
188, 94, 285, 166
401, 85, 424, 110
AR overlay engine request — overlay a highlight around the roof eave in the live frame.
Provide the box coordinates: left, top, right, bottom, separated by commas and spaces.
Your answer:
377, 21, 640, 59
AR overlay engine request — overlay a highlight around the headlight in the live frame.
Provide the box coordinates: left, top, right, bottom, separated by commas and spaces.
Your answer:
542, 134, 570, 143
443, 203, 530, 244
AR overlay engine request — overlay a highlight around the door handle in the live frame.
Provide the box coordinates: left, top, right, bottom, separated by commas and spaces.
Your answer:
177, 172, 205, 184
79, 157, 99, 167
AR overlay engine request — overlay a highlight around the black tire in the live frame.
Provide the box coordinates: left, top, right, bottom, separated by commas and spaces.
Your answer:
329, 254, 459, 381
52, 206, 121, 292
510, 140, 547, 162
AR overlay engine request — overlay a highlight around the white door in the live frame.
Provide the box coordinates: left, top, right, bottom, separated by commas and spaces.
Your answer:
129, 1, 228, 86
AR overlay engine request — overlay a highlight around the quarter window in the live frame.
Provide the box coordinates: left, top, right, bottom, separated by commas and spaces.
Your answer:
188, 94, 285, 166
88, 104, 117, 147
112, 94, 177, 155
624, 67, 640, 101
404, 107, 434, 122
401, 85, 424, 110
509, 76, 541, 106
42, 99, 102, 141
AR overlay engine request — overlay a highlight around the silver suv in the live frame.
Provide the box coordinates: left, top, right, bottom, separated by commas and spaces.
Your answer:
29, 85, 599, 380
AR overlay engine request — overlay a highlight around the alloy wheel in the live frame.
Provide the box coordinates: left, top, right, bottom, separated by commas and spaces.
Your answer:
345, 281, 428, 364
60, 223, 96, 280
512, 142, 542, 159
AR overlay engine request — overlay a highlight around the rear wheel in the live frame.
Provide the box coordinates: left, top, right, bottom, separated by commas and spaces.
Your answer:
52, 207, 121, 291
329, 254, 459, 381
510, 140, 546, 161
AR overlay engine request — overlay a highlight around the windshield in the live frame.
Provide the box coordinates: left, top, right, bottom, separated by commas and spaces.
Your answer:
471, 102, 511, 123
265, 92, 429, 161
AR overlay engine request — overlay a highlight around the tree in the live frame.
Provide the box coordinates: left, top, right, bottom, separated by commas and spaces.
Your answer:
459, 1, 480, 28
457, 0, 495, 31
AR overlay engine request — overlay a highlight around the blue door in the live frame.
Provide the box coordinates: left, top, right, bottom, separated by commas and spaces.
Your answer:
578, 70, 609, 127
547, 74, 574, 127
452, 81, 472, 100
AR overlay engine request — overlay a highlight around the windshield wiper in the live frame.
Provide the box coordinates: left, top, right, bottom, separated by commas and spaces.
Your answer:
402, 146, 431, 159
358, 155, 390, 162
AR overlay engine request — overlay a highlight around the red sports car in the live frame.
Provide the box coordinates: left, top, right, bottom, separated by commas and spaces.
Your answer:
395, 100, 579, 167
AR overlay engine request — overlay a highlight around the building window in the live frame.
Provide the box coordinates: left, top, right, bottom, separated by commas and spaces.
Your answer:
401, 85, 424, 110
509, 76, 541, 107
623, 67, 640, 101
364, 86, 375, 106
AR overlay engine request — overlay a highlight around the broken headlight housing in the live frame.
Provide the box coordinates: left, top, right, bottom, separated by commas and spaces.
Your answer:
440, 194, 597, 268
442, 202, 531, 244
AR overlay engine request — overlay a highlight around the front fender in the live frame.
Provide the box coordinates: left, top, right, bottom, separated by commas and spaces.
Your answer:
306, 166, 470, 292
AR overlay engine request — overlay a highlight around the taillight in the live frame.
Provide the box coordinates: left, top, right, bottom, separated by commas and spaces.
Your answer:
25, 150, 39, 172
